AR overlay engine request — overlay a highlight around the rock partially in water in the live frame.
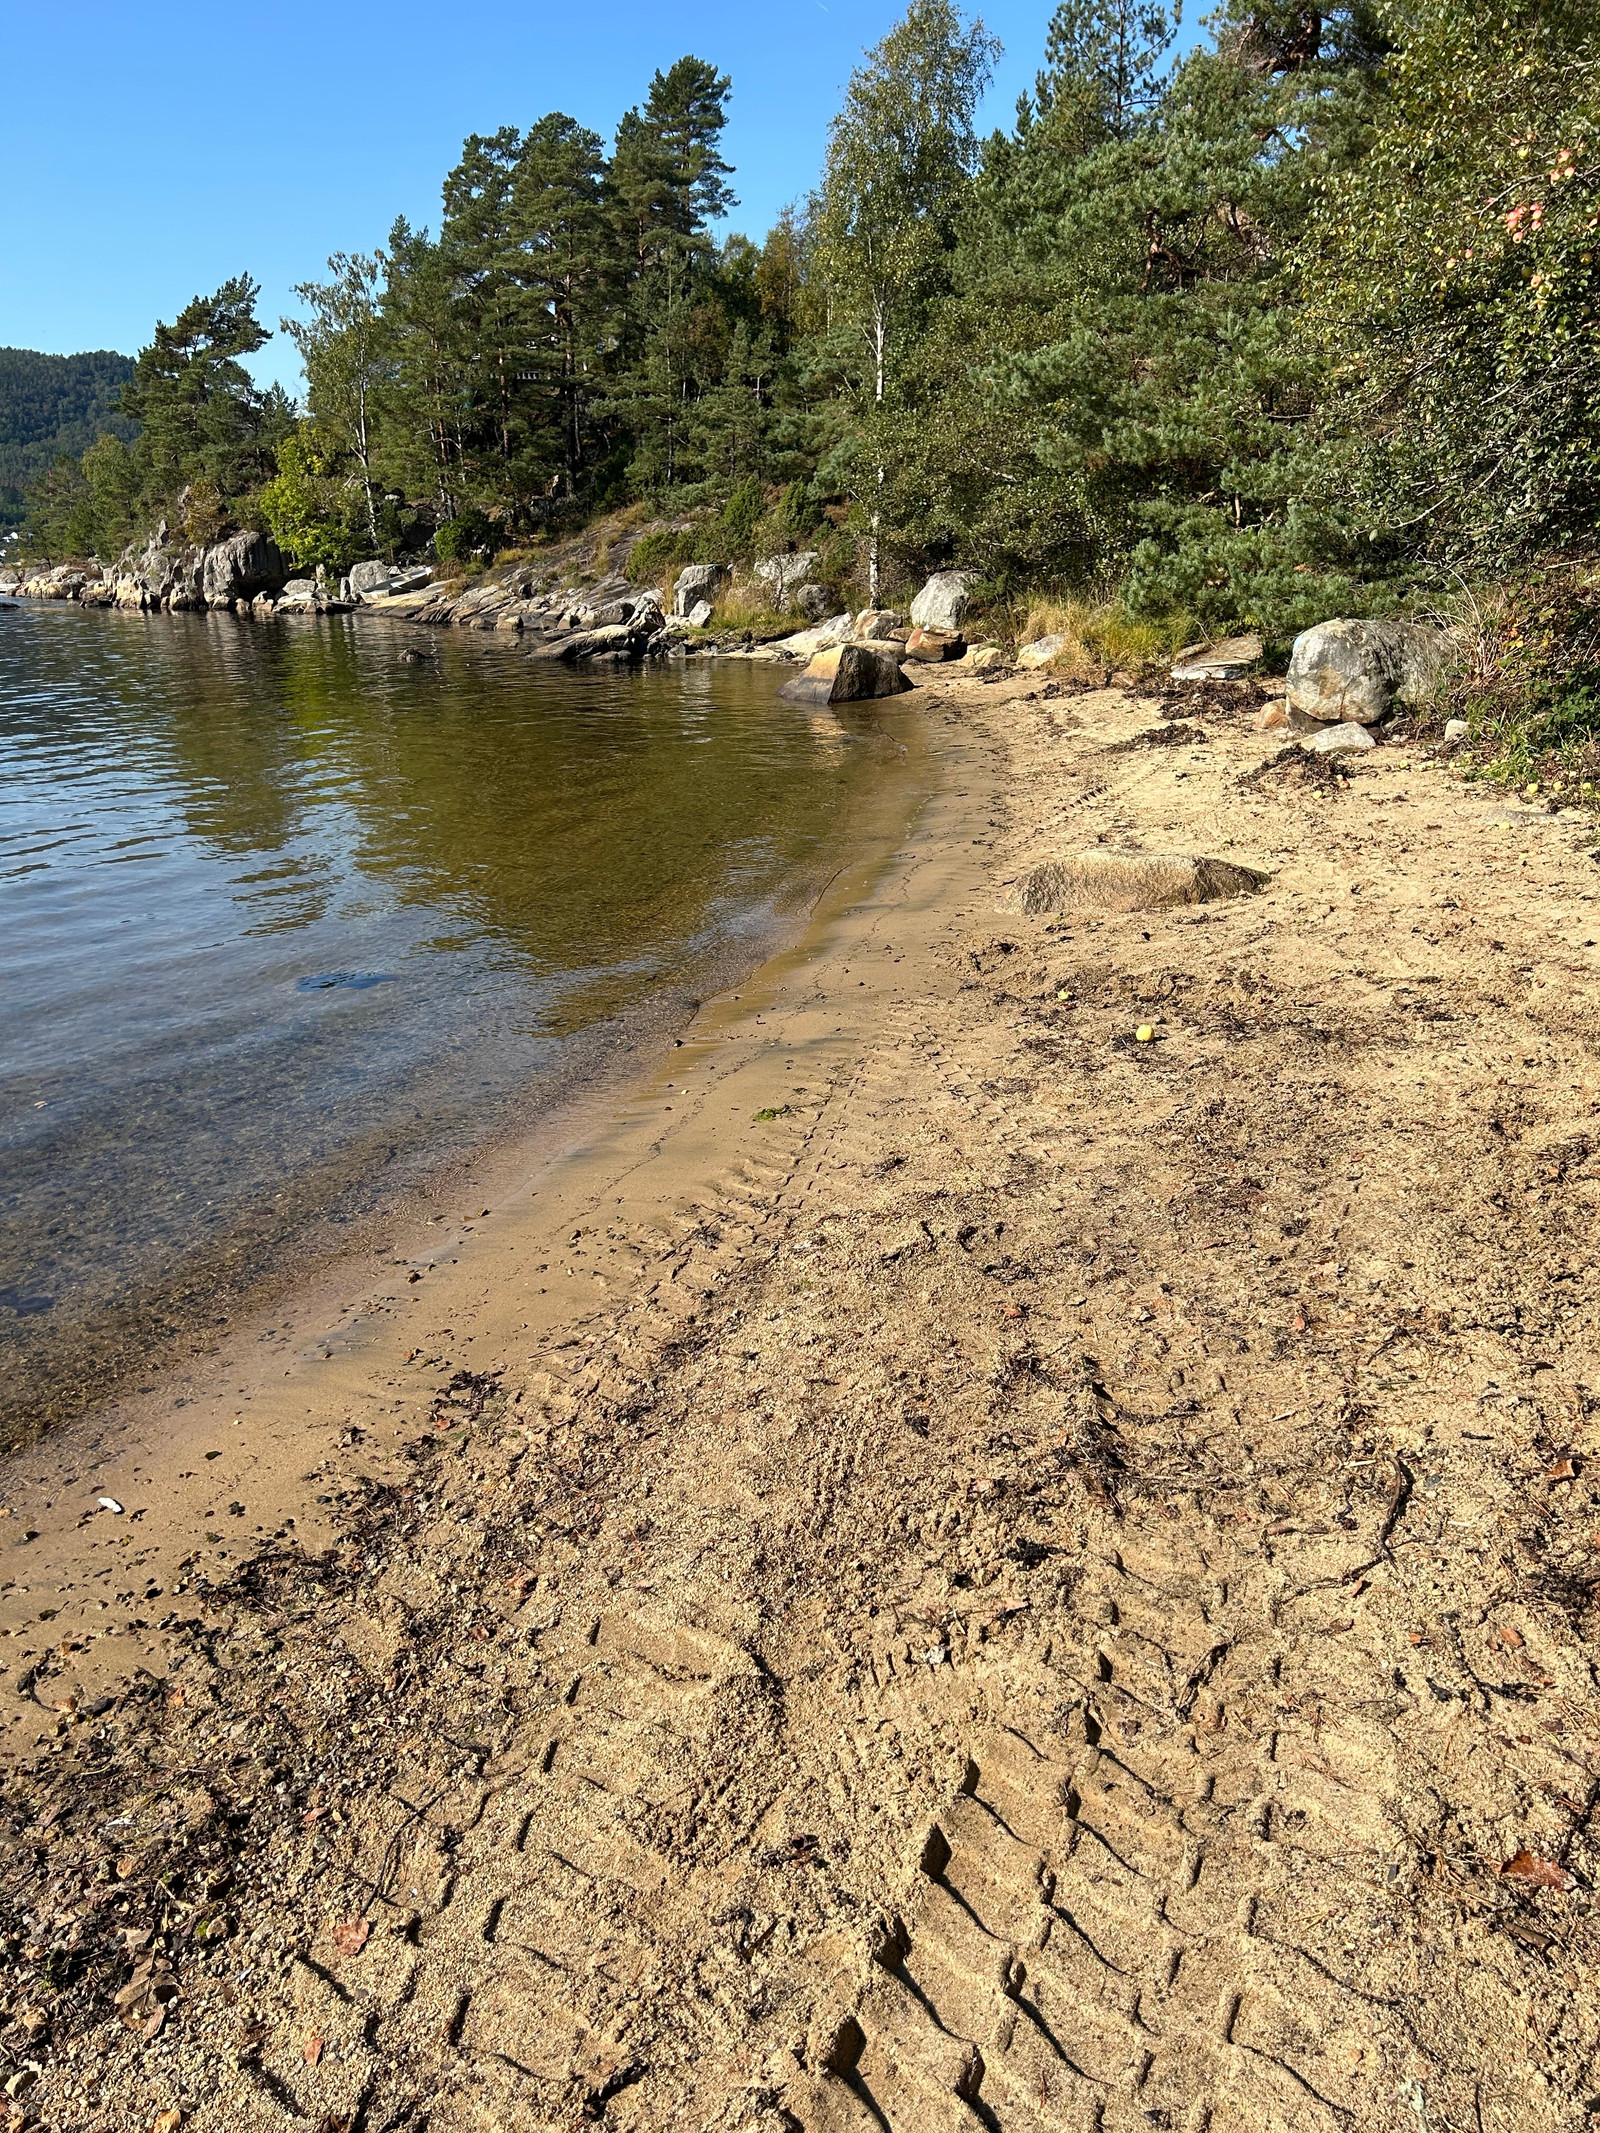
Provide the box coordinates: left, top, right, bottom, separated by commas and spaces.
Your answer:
780, 642, 911, 706
1022, 852, 1269, 915
202, 530, 286, 608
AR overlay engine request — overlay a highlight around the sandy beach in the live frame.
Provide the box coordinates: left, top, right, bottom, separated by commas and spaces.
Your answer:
5, 664, 1600, 2132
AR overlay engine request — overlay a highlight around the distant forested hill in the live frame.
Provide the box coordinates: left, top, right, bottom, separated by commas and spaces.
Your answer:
0, 347, 135, 533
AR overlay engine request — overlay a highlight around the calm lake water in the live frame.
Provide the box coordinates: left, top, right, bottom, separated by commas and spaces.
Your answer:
0, 602, 921, 1437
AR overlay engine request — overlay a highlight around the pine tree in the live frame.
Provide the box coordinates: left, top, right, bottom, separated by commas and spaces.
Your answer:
512, 114, 616, 498
118, 277, 277, 513
607, 57, 737, 488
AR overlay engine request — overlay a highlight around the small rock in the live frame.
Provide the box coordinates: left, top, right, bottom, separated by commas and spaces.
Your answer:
686, 599, 714, 628
905, 627, 964, 662
1255, 700, 1289, 731
1016, 634, 1067, 669
1443, 718, 1469, 743
349, 559, 392, 597
1171, 633, 1262, 681
963, 645, 1006, 671
1304, 721, 1377, 755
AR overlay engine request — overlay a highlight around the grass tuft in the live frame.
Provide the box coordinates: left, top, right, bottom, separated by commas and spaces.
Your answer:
1006, 596, 1195, 677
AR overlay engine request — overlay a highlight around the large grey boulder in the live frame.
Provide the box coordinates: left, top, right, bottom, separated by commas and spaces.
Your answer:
1286, 618, 1451, 727
910, 570, 977, 634
349, 560, 392, 597
202, 529, 287, 607
558, 622, 642, 662
754, 551, 820, 607
1022, 852, 1269, 916
673, 562, 728, 618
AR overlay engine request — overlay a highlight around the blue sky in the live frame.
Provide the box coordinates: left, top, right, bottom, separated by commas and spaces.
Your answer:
1, 0, 1196, 395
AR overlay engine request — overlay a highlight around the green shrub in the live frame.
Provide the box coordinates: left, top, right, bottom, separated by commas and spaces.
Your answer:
434, 509, 494, 563
626, 526, 691, 585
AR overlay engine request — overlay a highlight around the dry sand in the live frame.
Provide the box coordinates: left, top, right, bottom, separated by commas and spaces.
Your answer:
4, 667, 1600, 2132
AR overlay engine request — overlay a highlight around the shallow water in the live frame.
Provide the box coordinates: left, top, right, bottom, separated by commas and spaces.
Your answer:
0, 602, 919, 1435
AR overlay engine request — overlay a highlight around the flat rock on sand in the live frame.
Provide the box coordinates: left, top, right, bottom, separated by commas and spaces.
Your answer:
1021, 849, 1269, 913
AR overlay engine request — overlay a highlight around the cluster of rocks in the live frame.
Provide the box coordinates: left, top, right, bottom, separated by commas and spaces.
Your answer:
0, 532, 435, 617
1256, 619, 1452, 755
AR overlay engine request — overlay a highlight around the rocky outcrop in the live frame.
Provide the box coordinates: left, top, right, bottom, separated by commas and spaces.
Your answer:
17, 564, 96, 599
910, 571, 976, 634
1286, 618, 1452, 727
754, 551, 820, 609
673, 563, 728, 618
201, 530, 286, 607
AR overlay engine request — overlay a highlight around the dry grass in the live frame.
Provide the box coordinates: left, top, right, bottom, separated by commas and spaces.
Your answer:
1012, 596, 1195, 676
707, 571, 806, 638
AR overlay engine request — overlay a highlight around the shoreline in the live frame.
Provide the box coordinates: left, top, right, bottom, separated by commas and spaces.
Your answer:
6, 664, 1600, 2130
0, 613, 927, 1443
0, 680, 956, 1704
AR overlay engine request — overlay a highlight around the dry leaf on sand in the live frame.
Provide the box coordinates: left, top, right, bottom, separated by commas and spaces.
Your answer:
1500, 1849, 1575, 1891
330, 1916, 370, 1956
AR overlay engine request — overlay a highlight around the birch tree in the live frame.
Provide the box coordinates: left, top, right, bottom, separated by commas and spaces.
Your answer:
285, 254, 388, 548
814, 0, 997, 603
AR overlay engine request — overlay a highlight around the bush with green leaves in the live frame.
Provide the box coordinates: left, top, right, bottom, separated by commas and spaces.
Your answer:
433, 509, 496, 564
